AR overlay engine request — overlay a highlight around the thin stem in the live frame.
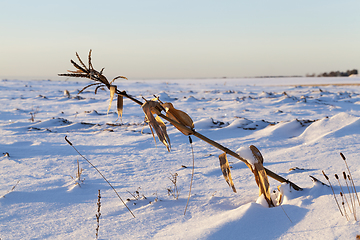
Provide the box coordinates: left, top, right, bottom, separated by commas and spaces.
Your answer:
335, 174, 352, 214
322, 171, 343, 216
65, 136, 135, 218
184, 136, 195, 215
340, 192, 350, 221
343, 172, 356, 220
341, 153, 360, 206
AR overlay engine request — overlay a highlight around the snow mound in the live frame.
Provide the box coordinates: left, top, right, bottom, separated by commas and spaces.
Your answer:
194, 118, 228, 129
182, 96, 200, 102
299, 112, 360, 143
157, 91, 177, 101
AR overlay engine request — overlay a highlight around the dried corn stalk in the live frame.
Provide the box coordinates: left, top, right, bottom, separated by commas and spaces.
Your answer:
142, 100, 170, 152
161, 102, 194, 135
219, 153, 236, 193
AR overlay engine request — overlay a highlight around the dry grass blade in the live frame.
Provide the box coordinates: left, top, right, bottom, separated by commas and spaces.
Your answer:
142, 100, 170, 151
107, 86, 117, 115
161, 102, 194, 135
219, 153, 236, 193
117, 95, 124, 122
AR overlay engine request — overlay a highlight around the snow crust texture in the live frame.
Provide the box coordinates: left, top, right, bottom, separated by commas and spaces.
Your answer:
1, 77, 360, 239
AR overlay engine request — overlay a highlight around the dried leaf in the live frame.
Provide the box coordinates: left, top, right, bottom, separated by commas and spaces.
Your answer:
250, 145, 263, 164
110, 75, 128, 85
219, 153, 236, 193
76, 52, 88, 71
155, 116, 171, 149
98, 73, 110, 86
59, 51, 119, 88
70, 59, 88, 74
94, 85, 105, 94
107, 85, 116, 115
117, 95, 123, 122
78, 83, 102, 94
88, 49, 94, 70
142, 101, 170, 151
58, 73, 91, 79
67, 69, 84, 74
252, 161, 274, 207
162, 102, 194, 135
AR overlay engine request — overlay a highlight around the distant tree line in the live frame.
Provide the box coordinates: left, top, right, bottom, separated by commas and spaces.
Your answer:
306, 69, 358, 77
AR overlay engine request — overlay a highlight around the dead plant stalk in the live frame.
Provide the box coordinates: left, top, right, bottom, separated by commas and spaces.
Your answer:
59, 51, 303, 193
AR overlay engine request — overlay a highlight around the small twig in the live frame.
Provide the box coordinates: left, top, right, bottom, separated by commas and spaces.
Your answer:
0, 180, 20, 198
167, 173, 180, 199
184, 136, 195, 215
127, 190, 138, 200
95, 189, 101, 239
65, 136, 135, 218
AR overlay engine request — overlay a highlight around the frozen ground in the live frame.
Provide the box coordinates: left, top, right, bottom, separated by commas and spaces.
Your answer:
1, 77, 360, 239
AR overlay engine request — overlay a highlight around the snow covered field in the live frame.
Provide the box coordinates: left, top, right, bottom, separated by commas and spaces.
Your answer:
1, 76, 360, 239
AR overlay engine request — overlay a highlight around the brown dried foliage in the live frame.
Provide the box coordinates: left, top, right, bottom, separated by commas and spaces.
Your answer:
219, 153, 236, 193
142, 100, 170, 152
249, 145, 274, 207
161, 102, 194, 135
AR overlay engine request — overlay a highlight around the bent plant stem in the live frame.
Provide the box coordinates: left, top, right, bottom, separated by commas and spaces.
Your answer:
60, 55, 302, 191
65, 136, 135, 218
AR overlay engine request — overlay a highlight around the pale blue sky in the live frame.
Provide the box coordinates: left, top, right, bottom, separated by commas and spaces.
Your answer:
0, 1, 359, 80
